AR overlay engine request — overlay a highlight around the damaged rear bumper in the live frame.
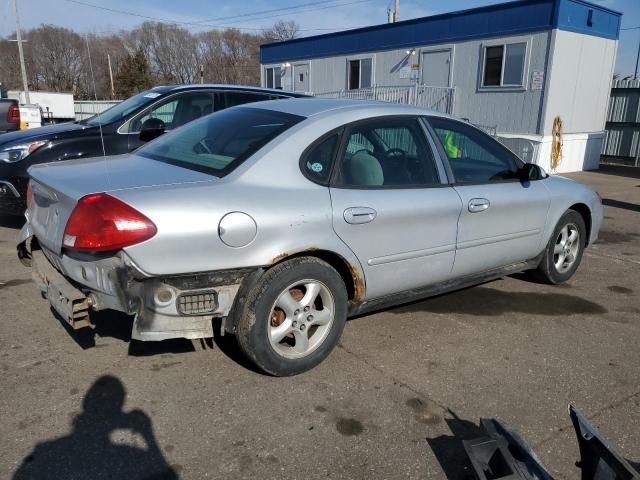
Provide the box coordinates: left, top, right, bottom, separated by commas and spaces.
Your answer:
19, 225, 252, 341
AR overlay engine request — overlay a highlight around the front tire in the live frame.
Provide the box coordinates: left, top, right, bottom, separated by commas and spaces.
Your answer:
235, 257, 348, 376
533, 210, 586, 284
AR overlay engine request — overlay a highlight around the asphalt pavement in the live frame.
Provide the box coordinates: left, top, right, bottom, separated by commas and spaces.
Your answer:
1, 166, 639, 479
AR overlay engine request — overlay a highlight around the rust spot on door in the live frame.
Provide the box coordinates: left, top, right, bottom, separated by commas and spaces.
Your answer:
347, 262, 365, 303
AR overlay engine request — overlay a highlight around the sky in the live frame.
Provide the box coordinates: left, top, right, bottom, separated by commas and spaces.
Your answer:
0, 0, 639, 76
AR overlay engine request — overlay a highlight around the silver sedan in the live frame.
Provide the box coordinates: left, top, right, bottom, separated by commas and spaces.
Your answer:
17, 99, 603, 376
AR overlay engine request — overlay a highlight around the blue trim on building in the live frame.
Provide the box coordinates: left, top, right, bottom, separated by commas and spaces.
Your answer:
555, 0, 621, 40
260, 0, 621, 65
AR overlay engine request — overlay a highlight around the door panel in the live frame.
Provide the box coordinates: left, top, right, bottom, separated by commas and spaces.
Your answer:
452, 182, 549, 276
330, 187, 462, 299
426, 116, 550, 276
421, 50, 451, 87
328, 116, 461, 300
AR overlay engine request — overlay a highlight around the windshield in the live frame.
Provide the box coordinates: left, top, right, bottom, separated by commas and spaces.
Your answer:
83, 90, 164, 126
137, 107, 304, 177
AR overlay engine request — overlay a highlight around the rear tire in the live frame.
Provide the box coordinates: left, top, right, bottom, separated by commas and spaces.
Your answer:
533, 210, 586, 284
235, 257, 348, 376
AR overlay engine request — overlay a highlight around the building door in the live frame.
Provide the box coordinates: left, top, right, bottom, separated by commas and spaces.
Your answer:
294, 63, 309, 92
421, 50, 451, 87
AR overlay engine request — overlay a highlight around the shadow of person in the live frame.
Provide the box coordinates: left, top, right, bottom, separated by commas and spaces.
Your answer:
13, 375, 178, 480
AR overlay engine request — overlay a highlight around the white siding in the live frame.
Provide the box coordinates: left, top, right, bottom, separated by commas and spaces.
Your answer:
448, 32, 551, 135
266, 31, 552, 135
541, 30, 617, 135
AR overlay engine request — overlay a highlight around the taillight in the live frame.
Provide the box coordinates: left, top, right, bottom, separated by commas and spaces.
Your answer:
7, 104, 20, 125
26, 182, 33, 210
63, 193, 157, 251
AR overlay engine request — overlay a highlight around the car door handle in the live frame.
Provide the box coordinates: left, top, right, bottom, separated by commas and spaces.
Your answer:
468, 198, 490, 213
344, 207, 377, 224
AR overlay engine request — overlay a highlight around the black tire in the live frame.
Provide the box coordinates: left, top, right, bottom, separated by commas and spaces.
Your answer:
533, 209, 586, 284
235, 257, 348, 376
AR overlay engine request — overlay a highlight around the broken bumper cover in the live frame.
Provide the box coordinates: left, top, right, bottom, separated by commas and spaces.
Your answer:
463, 405, 640, 480
19, 225, 249, 341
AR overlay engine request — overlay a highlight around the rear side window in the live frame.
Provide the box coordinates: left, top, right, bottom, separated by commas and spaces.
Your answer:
428, 117, 521, 183
336, 117, 439, 188
224, 92, 270, 108
138, 107, 304, 177
301, 134, 339, 184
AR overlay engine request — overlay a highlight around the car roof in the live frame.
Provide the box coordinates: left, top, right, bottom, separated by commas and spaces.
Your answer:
153, 84, 308, 97
246, 97, 452, 119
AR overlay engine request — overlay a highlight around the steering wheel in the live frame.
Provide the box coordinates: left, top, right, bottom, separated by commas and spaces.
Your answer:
352, 148, 374, 157
385, 148, 406, 158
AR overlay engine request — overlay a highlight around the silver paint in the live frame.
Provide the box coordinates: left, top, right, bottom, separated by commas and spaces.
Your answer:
20, 98, 603, 342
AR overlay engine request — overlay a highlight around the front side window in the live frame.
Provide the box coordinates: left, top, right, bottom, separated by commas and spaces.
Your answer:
131, 92, 215, 132
482, 42, 526, 87
428, 117, 521, 183
348, 58, 373, 90
138, 107, 303, 177
336, 117, 439, 188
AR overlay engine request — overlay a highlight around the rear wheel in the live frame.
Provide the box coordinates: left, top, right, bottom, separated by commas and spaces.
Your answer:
533, 210, 586, 284
235, 257, 348, 376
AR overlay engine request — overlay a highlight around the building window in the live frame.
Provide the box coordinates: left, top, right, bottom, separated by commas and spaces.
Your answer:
265, 67, 282, 89
482, 43, 526, 87
348, 58, 372, 90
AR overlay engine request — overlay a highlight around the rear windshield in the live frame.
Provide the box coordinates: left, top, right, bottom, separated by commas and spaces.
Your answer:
137, 107, 304, 176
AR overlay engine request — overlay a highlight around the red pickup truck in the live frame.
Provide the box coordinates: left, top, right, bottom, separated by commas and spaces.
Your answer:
0, 98, 20, 133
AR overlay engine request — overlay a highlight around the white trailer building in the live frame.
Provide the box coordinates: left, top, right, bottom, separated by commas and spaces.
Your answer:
260, 0, 621, 172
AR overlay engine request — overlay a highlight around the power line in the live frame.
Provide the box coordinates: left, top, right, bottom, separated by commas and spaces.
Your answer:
207, 0, 374, 27
196, 0, 349, 24
60, 0, 373, 31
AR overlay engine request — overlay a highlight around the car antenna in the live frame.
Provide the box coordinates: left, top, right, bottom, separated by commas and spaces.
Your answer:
84, 34, 111, 190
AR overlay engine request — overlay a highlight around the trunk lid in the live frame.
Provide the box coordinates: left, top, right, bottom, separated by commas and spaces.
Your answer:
28, 153, 215, 253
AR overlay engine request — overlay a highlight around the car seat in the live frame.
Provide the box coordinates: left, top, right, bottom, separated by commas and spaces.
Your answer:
345, 151, 384, 186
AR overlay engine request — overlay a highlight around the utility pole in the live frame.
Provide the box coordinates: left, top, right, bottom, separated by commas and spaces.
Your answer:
393, 0, 399, 23
199, 64, 204, 84
13, 0, 30, 104
107, 53, 115, 99
635, 33, 640, 79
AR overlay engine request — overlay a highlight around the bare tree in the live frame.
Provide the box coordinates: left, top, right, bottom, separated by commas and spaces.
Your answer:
27, 25, 85, 93
129, 22, 200, 84
0, 37, 24, 92
218, 29, 261, 85
1, 20, 268, 99
262, 20, 300, 42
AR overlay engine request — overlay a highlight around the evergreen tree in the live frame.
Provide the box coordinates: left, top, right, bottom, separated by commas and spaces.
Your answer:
114, 48, 152, 98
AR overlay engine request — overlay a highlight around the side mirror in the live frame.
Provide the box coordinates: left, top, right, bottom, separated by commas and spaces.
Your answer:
519, 163, 546, 181
139, 118, 166, 142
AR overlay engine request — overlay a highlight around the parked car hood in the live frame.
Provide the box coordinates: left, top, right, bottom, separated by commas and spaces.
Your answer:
0, 122, 93, 148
